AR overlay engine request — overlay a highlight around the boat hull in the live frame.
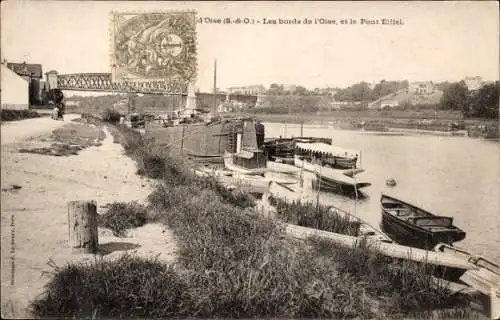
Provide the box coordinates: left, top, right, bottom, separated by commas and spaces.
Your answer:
294, 156, 364, 177
224, 151, 268, 175
312, 175, 371, 197
380, 195, 466, 250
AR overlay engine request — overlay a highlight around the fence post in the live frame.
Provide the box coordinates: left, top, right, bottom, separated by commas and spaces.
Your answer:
67, 200, 98, 254
181, 125, 185, 156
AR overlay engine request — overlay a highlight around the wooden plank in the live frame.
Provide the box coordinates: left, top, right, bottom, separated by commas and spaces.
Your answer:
285, 223, 478, 270
460, 269, 500, 296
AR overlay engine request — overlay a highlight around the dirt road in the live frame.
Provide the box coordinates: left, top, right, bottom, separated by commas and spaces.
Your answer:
1, 115, 79, 145
1, 116, 176, 318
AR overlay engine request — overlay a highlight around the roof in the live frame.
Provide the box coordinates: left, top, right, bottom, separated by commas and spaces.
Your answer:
296, 142, 359, 158
6, 62, 43, 78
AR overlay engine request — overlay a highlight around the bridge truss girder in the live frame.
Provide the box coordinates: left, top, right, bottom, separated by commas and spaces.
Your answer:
56, 73, 187, 95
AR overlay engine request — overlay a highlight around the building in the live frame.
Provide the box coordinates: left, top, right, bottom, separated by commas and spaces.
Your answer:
1, 63, 30, 110
5, 61, 43, 105
409, 81, 434, 94
464, 76, 484, 91
379, 99, 399, 109
282, 84, 297, 93
227, 85, 266, 95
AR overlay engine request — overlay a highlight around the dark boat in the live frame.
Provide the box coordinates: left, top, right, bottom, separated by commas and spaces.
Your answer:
380, 194, 466, 250
263, 137, 332, 164
187, 153, 224, 164
312, 172, 371, 197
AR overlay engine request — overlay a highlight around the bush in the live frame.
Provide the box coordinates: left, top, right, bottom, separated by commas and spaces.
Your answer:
308, 238, 464, 314
101, 108, 121, 123
98, 201, 148, 237
31, 255, 189, 318
1, 109, 40, 121
271, 197, 361, 236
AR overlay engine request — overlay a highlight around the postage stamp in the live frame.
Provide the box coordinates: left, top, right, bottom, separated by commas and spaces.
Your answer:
110, 10, 197, 92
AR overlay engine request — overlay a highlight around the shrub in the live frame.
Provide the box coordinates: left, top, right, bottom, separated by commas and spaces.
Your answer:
271, 197, 361, 236
308, 237, 464, 314
101, 108, 121, 123
98, 201, 148, 237
1, 109, 40, 121
31, 255, 188, 318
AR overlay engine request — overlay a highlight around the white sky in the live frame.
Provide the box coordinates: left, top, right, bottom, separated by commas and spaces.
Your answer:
1, 1, 499, 95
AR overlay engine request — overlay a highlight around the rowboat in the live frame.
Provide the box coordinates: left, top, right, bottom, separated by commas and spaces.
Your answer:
312, 172, 371, 197
380, 194, 466, 250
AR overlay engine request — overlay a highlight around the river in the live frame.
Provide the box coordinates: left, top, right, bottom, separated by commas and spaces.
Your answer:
264, 122, 500, 262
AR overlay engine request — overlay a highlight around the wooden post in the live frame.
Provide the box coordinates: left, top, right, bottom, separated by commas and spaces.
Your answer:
181, 125, 185, 156
67, 200, 98, 254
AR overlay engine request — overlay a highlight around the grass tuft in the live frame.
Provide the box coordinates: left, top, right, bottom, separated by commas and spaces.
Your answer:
271, 196, 361, 236
31, 255, 188, 318
98, 201, 149, 237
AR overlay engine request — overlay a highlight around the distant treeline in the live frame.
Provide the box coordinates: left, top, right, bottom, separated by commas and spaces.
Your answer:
333, 80, 409, 102
267, 80, 410, 102
65, 80, 498, 120
440, 81, 499, 118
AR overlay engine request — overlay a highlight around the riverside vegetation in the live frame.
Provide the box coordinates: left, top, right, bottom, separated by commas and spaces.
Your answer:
30, 117, 480, 319
1, 109, 40, 122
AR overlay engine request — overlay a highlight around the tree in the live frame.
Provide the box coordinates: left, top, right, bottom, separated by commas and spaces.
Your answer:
370, 80, 408, 101
294, 86, 307, 95
268, 83, 283, 95
466, 81, 499, 118
440, 81, 468, 112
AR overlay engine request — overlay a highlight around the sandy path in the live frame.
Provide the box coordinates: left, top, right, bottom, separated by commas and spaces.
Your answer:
1, 118, 177, 318
1, 114, 79, 145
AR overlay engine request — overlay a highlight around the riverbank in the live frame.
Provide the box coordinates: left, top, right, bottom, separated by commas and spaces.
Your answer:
27, 119, 484, 319
1, 116, 174, 318
240, 111, 498, 139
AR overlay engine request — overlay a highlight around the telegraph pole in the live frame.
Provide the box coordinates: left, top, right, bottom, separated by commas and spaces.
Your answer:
213, 59, 217, 116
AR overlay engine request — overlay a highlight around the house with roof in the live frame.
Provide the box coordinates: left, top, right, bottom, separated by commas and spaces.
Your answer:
4, 61, 44, 105
409, 81, 434, 95
463, 76, 484, 91
1, 62, 30, 110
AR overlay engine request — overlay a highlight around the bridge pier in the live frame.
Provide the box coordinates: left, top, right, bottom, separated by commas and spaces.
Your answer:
46, 70, 58, 90
186, 81, 196, 110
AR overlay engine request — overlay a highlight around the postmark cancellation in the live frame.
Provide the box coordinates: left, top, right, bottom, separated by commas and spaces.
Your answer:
110, 10, 197, 92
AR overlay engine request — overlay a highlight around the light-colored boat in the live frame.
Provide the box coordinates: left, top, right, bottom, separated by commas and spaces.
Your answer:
294, 156, 364, 177
266, 161, 301, 175
263, 171, 299, 185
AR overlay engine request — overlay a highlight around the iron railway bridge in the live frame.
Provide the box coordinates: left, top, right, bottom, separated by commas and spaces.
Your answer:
55, 73, 188, 95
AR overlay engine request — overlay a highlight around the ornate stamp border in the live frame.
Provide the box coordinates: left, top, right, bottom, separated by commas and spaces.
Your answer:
109, 10, 198, 92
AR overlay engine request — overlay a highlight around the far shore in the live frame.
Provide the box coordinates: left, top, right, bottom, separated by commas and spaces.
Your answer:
227, 111, 498, 138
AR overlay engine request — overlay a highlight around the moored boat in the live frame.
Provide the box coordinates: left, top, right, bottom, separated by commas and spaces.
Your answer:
295, 142, 360, 170
263, 137, 332, 164
380, 194, 466, 250
224, 150, 268, 175
266, 160, 301, 175
294, 142, 365, 179
312, 172, 371, 197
